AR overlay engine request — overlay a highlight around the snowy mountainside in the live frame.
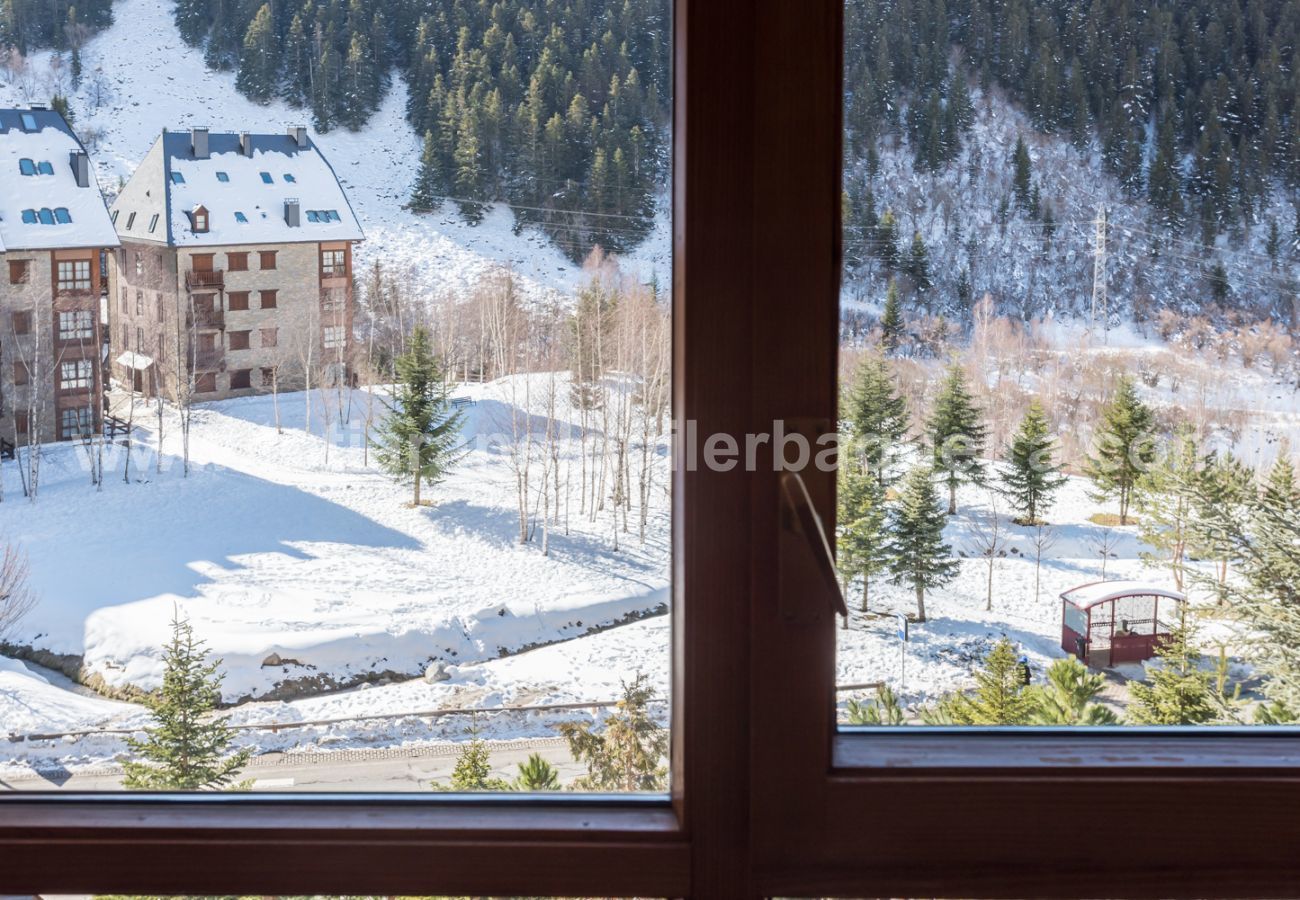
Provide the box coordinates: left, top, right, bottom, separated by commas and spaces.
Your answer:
846, 84, 1300, 325
0, 0, 670, 304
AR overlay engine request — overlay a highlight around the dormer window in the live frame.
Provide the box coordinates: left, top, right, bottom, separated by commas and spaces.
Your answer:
284, 173, 296, 183
259, 172, 273, 184
171, 172, 186, 184
20, 209, 36, 224
37, 208, 54, 224
20, 112, 36, 131
18, 158, 35, 175
54, 207, 71, 224
37, 161, 53, 174
234, 211, 248, 223
191, 205, 209, 233
216, 171, 229, 182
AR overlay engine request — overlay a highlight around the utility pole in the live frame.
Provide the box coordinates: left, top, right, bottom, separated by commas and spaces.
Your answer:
1090, 206, 1109, 340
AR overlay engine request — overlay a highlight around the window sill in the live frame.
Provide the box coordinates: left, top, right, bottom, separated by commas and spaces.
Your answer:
834, 727, 1300, 772
0, 794, 687, 895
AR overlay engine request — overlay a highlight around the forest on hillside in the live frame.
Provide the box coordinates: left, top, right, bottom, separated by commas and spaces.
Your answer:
9, 0, 1300, 298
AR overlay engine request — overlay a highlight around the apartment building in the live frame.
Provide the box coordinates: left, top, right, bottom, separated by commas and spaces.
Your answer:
107, 126, 363, 402
0, 106, 119, 446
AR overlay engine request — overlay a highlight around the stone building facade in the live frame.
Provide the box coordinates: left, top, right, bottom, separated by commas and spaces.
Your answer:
0, 107, 119, 446
107, 127, 362, 403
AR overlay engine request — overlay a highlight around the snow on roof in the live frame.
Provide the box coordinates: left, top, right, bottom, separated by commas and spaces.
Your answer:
112, 129, 363, 247
1060, 580, 1187, 609
0, 108, 120, 252
116, 351, 154, 370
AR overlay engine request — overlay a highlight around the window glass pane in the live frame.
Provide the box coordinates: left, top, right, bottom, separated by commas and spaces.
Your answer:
1, 0, 672, 792
837, 0, 1297, 729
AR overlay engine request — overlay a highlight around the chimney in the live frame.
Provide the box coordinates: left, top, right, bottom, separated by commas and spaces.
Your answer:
191, 126, 209, 159
239, 132, 253, 157
68, 150, 89, 188
288, 125, 308, 149
284, 198, 300, 228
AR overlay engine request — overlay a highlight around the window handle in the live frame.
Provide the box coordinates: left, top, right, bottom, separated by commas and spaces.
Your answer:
779, 469, 848, 622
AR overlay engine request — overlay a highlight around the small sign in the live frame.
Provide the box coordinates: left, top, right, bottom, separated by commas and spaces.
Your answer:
895, 613, 908, 642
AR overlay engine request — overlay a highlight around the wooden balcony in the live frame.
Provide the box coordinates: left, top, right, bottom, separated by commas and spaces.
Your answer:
185, 268, 225, 291
187, 304, 225, 331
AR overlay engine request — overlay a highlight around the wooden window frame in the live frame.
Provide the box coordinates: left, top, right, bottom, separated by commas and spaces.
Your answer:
8, 259, 30, 285
259, 250, 278, 270
228, 290, 251, 311
6, 3, 1298, 897
228, 329, 251, 351
259, 288, 278, 309
228, 251, 249, 272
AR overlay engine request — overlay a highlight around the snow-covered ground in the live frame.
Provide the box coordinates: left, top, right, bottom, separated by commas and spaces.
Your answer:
0, 0, 670, 304
1, 373, 671, 707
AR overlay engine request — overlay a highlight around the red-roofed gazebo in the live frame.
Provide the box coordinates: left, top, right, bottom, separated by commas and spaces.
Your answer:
1060, 581, 1188, 668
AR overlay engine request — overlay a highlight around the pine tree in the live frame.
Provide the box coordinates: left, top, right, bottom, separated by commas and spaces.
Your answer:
235, 4, 277, 104
1084, 376, 1155, 525
1261, 450, 1300, 513
1000, 399, 1066, 524
371, 326, 465, 506
280, 13, 311, 107
1128, 619, 1216, 726
879, 279, 903, 352
904, 231, 931, 292
173, 0, 208, 45
843, 352, 909, 487
122, 615, 250, 791
928, 364, 987, 514
1135, 428, 1201, 592
955, 266, 972, 309
838, 460, 889, 614
1028, 656, 1118, 725
513, 752, 561, 790
885, 465, 958, 622
559, 673, 667, 791
434, 730, 514, 791
948, 638, 1035, 725
1012, 134, 1033, 211
845, 684, 905, 725
410, 130, 445, 211
1268, 218, 1282, 268
453, 106, 487, 224
876, 208, 900, 269
1208, 259, 1231, 304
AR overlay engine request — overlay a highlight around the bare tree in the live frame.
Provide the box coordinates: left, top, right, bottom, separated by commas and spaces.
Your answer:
1088, 526, 1121, 579
0, 543, 36, 642
1029, 523, 1059, 606
967, 494, 1008, 612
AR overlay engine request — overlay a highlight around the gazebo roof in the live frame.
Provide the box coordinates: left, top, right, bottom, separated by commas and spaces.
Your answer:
1060, 580, 1187, 610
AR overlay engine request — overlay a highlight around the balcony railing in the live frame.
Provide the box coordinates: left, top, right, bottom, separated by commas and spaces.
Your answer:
185, 268, 225, 291
192, 348, 224, 371
187, 304, 225, 331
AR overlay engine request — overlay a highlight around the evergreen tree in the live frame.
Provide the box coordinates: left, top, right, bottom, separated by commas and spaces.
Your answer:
1261, 450, 1300, 513
947, 638, 1035, 726
1208, 259, 1231, 304
838, 460, 890, 614
433, 730, 514, 791
904, 231, 931, 292
1083, 376, 1155, 525
173, 0, 208, 46
409, 130, 445, 211
1028, 656, 1118, 725
235, 4, 278, 104
845, 684, 905, 725
843, 352, 909, 487
122, 615, 250, 791
371, 326, 465, 506
49, 93, 73, 124
513, 752, 561, 790
876, 208, 901, 269
1268, 218, 1283, 268
559, 673, 667, 791
1000, 399, 1066, 524
1012, 134, 1033, 211
1135, 428, 1201, 592
885, 465, 958, 622
879, 279, 904, 353
280, 13, 312, 107
955, 266, 972, 309
928, 363, 988, 514
1128, 619, 1216, 726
